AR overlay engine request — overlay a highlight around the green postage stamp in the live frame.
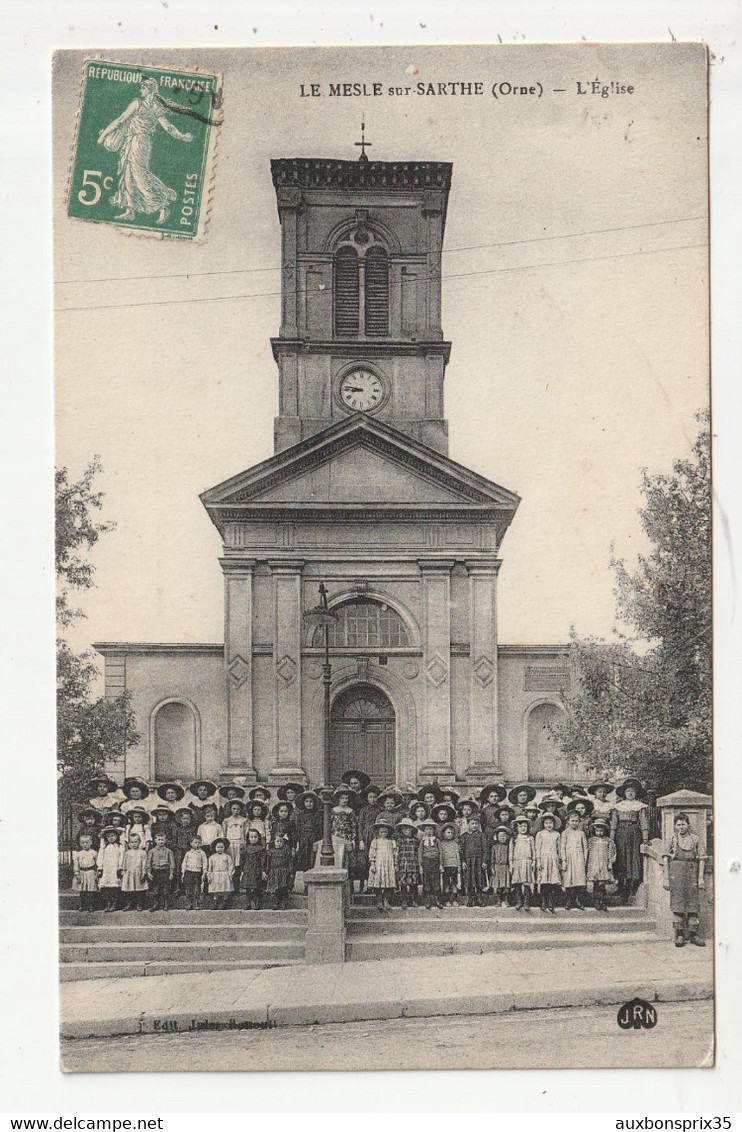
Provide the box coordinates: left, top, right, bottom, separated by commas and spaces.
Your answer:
67, 60, 222, 239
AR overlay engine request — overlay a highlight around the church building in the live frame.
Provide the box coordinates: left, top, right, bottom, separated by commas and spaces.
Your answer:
95, 150, 574, 791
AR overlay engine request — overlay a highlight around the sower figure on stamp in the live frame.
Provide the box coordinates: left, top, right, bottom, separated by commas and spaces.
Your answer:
663, 811, 707, 947
97, 77, 192, 224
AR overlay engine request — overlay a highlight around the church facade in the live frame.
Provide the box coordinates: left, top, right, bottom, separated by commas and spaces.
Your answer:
95, 155, 574, 791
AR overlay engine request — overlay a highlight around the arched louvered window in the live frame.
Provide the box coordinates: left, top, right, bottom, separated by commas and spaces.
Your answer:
364, 246, 389, 337
334, 246, 360, 337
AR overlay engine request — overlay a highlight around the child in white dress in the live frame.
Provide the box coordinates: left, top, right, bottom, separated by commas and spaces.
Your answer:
560, 811, 589, 910
222, 800, 249, 891
509, 815, 536, 911
368, 819, 398, 911
197, 805, 224, 854
206, 837, 235, 909
120, 832, 149, 911
534, 813, 562, 913
586, 817, 616, 912
72, 834, 99, 912
96, 826, 124, 912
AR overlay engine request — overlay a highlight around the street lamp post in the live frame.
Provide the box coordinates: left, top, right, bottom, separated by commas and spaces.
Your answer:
303, 583, 338, 866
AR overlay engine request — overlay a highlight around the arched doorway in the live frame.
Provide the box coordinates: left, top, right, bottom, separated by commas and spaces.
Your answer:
330, 684, 395, 785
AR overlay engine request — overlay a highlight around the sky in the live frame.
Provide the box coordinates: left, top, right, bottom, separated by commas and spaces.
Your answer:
53, 43, 709, 655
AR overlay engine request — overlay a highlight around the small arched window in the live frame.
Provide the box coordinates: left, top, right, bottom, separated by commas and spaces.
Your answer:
527, 702, 572, 782
312, 599, 410, 649
364, 246, 389, 337
153, 701, 197, 781
334, 246, 360, 337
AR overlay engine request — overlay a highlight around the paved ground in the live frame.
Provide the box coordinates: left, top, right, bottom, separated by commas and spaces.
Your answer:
60, 939, 713, 1043
60, 1000, 714, 1073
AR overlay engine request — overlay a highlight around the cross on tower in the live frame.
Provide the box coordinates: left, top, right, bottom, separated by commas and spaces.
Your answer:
354, 120, 372, 163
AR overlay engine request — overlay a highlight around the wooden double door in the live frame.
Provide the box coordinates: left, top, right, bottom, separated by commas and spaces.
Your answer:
329, 684, 396, 786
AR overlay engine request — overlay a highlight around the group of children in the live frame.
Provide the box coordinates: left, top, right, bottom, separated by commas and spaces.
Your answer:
73, 775, 318, 911
357, 779, 623, 912
71, 771, 653, 914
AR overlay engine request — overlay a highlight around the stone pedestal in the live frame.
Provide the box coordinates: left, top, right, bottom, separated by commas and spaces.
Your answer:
656, 789, 713, 855
304, 867, 348, 965
655, 788, 713, 939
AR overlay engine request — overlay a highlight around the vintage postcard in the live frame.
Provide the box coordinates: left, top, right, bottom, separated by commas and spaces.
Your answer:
54, 44, 711, 1072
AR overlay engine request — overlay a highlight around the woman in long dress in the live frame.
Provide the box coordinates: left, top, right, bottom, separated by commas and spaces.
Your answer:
610, 778, 649, 903
97, 77, 192, 223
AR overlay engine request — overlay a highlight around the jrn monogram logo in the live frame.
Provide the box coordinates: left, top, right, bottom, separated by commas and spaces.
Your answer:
617, 998, 658, 1030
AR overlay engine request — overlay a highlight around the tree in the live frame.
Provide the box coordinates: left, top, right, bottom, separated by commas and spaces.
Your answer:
56, 458, 139, 806
555, 413, 711, 794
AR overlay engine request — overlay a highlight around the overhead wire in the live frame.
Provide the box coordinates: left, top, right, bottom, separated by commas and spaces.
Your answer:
54, 214, 707, 288
55, 239, 707, 315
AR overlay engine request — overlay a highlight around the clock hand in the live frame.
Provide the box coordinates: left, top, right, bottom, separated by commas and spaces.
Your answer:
345, 387, 366, 393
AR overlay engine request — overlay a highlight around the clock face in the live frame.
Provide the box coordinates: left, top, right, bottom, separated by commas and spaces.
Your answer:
339, 369, 385, 412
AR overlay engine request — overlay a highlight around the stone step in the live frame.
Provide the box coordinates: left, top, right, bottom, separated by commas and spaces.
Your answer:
60, 958, 303, 982
347, 912, 654, 936
346, 930, 660, 962
60, 923, 306, 943
59, 909, 306, 927
60, 940, 304, 963
348, 901, 647, 918
58, 892, 308, 910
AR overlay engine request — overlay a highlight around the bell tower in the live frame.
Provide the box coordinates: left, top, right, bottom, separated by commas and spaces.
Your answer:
270, 132, 453, 454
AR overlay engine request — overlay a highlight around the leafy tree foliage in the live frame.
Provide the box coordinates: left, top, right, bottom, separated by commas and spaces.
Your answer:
555, 414, 711, 794
56, 459, 139, 807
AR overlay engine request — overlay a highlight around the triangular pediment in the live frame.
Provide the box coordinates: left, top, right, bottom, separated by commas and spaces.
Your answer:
244, 444, 485, 505
201, 414, 520, 531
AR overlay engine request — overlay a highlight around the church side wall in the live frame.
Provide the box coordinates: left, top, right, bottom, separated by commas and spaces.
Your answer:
111, 652, 227, 782
497, 648, 570, 784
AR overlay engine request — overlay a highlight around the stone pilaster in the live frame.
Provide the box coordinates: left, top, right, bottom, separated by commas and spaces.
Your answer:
276, 186, 301, 338
268, 559, 306, 785
220, 559, 258, 783
465, 558, 502, 782
417, 558, 456, 782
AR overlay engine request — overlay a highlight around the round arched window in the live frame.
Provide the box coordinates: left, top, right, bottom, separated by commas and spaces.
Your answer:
153, 701, 198, 780
312, 599, 409, 649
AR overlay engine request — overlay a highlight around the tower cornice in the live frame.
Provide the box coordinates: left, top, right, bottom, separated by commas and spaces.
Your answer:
271, 158, 453, 194
270, 338, 452, 362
